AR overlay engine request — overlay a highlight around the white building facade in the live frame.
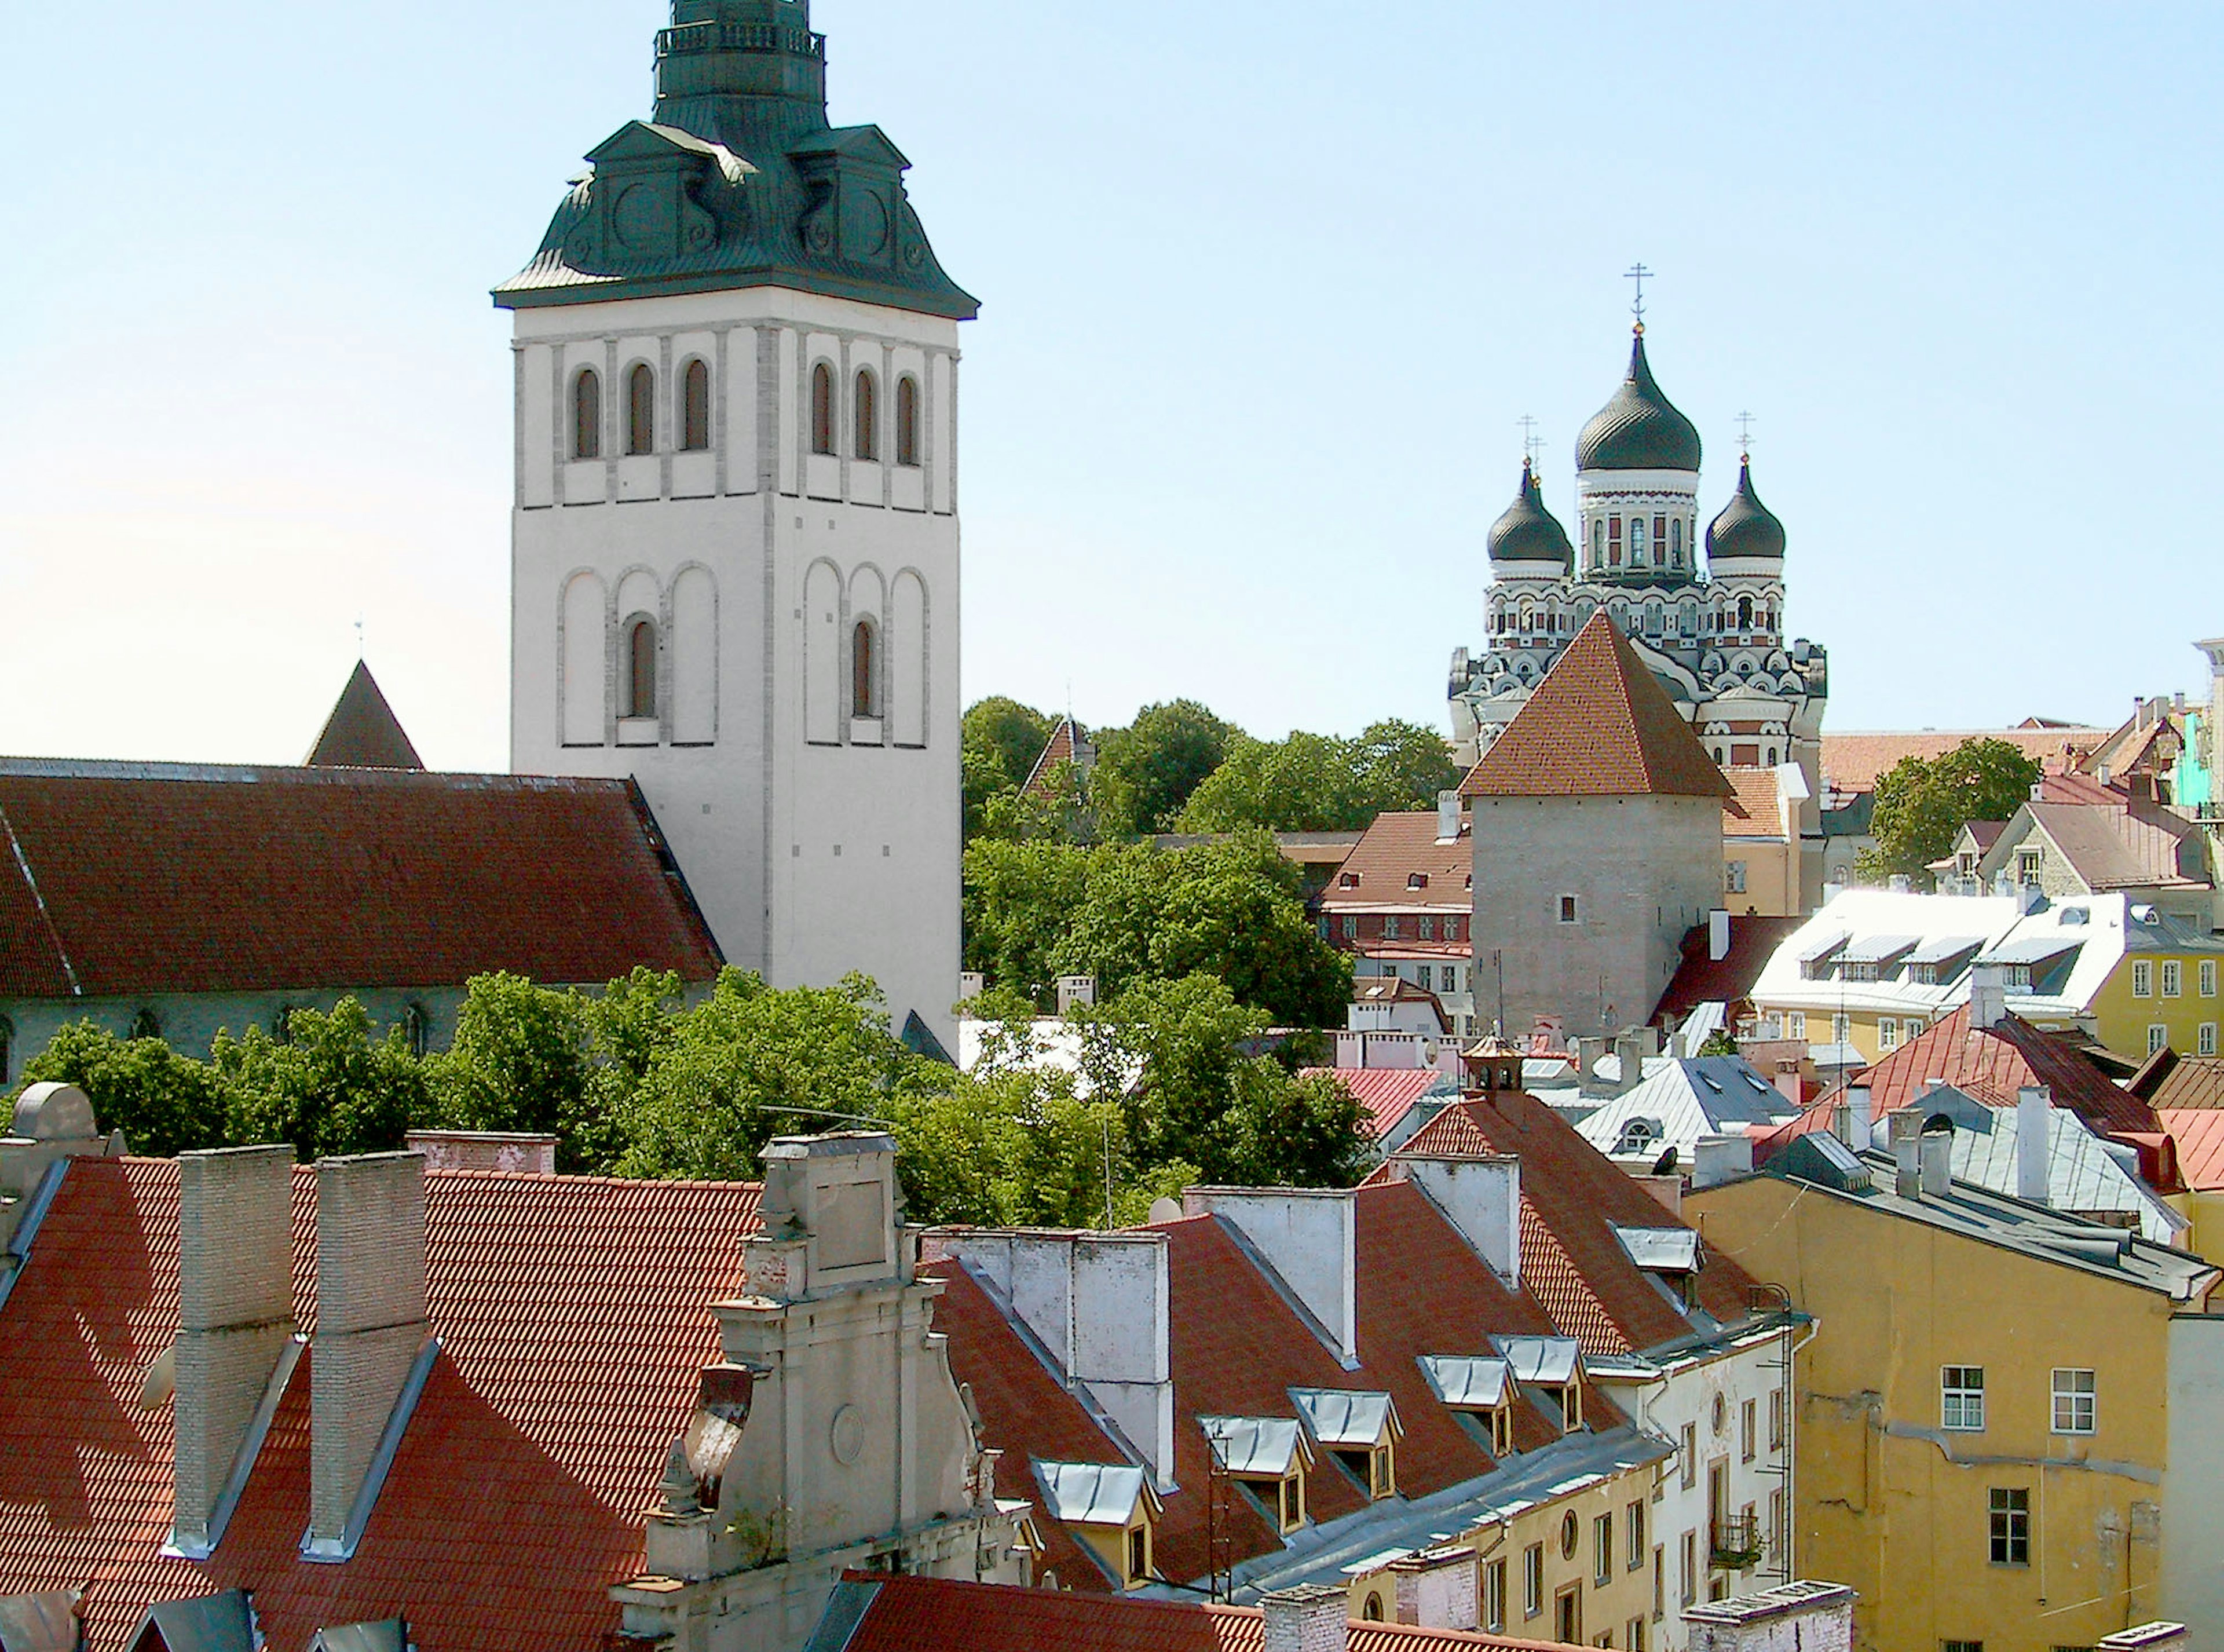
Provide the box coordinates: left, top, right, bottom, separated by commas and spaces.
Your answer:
496, 0, 972, 1048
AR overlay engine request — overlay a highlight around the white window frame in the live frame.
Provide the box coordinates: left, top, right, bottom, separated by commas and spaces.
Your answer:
2201, 1022, 2218, 1058
2050, 1368, 2095, 1436
2133, 960, 2154, 999
1879, 1018, 1901, 1051
1832, 1012, 1852, 1044
1787, 1012, 1808, 1040
1559, 894, 1580, 926
2203, 959, 2218, 999
1725, 861, 1747, 895
1941, 1365, 1986, 1432
2163, 960, 2183, 999
2150, 1024, 2171, 1056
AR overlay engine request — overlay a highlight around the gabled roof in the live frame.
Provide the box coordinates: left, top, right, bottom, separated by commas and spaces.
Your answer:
0, 763, 722, 998
1023, 719, 1090, 799
1382, 1094, 1761, 1356
1299, 1070, 1453, 1141
2161, 1108, 2224, 1191
303, 663, 422, 772
0, 1158, 762, 1652
2144, 1055, 2224, 1110
1460, 617, 1731, 801
1317, 813, 1472, 913
1819, 728, 2107, 795
1654, 916, 1804, 1026
1721, 767, 1792, 840
1998, 801, 2209, 893
1574, 1058, 1802, 1167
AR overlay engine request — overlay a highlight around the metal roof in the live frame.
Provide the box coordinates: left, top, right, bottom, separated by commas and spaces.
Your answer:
0, 1594, 82, 1652
1414, 1355, 1512, 1410
1290, 1389, 1399, 1450
1033, 1460, 1149, 1527
1199, 1417, 1310, 1479
1838, 934, 1921, 966
1977, 936, 2086, 966
1905, 935, 1988, 966
131, 1595, 256, 1652
1612, 1227, 1703, 1273
1489, 1335, 1582, 1387
306, 1625, 407, 1652
1796, 931, 1851, 964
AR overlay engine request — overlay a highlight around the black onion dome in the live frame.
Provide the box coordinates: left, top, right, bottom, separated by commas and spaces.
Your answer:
1706, 457, 1787, 561
1487, 460, 1574, 566
1575, 328, 1703, 472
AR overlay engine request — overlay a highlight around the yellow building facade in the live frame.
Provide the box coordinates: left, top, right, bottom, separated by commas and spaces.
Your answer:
2087, 948, 2224, 1063
1687, 1142, 2218, 1652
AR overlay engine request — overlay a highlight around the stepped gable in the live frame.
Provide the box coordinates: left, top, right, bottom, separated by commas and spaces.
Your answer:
305, 661, 423, 771
1460, 615, 1733, 800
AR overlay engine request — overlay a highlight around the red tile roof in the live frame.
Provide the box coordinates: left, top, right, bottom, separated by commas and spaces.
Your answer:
1460, 617, 1731, 801
1819, 729, 2105, 795
2160, 1110, 2224, 1191
1025, 720, 1085, 798
0, 1158, 762, 1652
1316, 814, 1472, 914
0, 766, 723, 999
1652, 917, 1806, 1028
1382, 1094, 1760, 1357
835, 1572, 1587, 1652
1301, 1070, 1446, 1139
1751, 1007, 2161, 1157
1720, 768, 1786, 840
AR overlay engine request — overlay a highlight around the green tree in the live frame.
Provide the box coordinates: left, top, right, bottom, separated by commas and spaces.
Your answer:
213, 1000, 429, 1160
17, 1021, 228, 1157
1345, 718, 1464, 821
425, 972, 595, 1151
961, 836, 1099, 1003
1858, 737, 2043, 887
1136, 833, 1351, 1027
1176, 719, 1460, 833
1092, 700, 1237, 838
962, 696, 1055, 838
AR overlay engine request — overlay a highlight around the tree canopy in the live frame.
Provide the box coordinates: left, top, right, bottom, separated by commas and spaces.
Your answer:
962, 696, 1056, 839
1176, 719, 1460, 833
1858, 737, 2043, 886
1091, 700, 1236, 839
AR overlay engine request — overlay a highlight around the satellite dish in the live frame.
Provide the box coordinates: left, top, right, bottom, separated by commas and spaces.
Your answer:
1148, 1197, 1184, 1226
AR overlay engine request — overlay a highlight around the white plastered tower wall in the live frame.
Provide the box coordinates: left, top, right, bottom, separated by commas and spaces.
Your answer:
509, 284, 963, 1045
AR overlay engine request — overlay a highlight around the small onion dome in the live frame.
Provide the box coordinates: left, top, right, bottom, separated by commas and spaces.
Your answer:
1706, 456, 1787, 562
1487, 459, 1574, 566
1575, 327, 1702, 473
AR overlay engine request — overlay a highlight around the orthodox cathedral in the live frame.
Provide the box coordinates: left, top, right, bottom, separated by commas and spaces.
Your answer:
1448, 323, 1831, 907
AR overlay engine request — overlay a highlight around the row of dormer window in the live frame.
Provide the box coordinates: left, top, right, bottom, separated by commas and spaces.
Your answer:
568, 360, 926, 466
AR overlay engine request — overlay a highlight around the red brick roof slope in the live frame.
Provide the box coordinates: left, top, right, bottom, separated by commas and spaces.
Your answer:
837, 1572, 1587, 1652
1024, 719, 1082, 798
0, 767, 722, 997
1300, 1069, 1444, 1139
1388, 1096, 1759, 1357
1316, 813, 1472, 913
919, 1260, 1131, 1591
1820, 728, 2105, 794
0, 1158, 762, 1652
1653, 916, 1804, 1028
1720, 768, 1782, 838
2161, 1110, 2224, 1191
1460, 616, 1731, 800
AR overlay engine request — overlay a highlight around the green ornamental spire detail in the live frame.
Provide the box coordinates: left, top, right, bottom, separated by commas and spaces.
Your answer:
495, 0, 976, 319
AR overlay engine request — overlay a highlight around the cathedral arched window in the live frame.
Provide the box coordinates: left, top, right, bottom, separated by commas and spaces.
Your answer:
854, 368, 879, 460
626, 617, 658, 719
626, 364, 656, 456
1738, 596, 1754, 630
852, 619, 878, 718
401, 1002, 430, 1061
1670, 519, 1684, 563
681, 359, 711, 452
130, 1008, 162, 1042
1629, 517, 1648, 564
896, 375, 921, 467
572, 368, 602, 460
0, 1015, 12, 1085
1591, 520, 1605, 567
811, 363, 836, 456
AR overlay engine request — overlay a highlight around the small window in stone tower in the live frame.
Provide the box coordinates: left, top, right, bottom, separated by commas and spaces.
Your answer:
626, 363, 656, 456
1560, 895, 1579, 924
627, 618, 658, 720
896, 375, 921, 467
854, 368, 879, 460
1738, 595, 1754, 630
853, 619, 878, 718
572, 368, 602, 460
811, 363, 836, 455
681, 359, 711, 451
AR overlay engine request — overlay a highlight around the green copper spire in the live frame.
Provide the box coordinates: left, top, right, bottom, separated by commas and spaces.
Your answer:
654, 0, 829, 148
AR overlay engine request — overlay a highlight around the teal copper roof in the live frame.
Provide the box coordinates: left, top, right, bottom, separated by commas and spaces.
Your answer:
495, 0, 976, 319
1487, 459, 1575, 566
1705, 457, 1787, 561
1575, 328, 1702, 473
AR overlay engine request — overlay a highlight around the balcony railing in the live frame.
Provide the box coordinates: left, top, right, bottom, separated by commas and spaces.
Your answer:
1710, 1512, 1764, 1571
657, 20, 826, 59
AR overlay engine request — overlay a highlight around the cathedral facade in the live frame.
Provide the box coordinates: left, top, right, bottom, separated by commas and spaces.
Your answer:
1448, 325, 1831, 908
495, 0, 972, 1047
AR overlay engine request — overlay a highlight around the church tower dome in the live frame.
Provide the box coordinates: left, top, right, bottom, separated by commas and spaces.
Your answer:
1705, 456, 1787, 564
1488, 459, 1574, 571
1576, 328, 1703, 474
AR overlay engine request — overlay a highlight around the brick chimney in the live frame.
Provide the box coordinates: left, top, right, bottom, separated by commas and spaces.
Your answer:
1390, 1545, 1478, 1629
1261, 1584, 1348, 1652
306, 1152, 433, 1561
170, 1146, 298, 1559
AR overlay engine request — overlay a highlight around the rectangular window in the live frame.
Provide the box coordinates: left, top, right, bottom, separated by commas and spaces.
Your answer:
1989, 1487, 2031, 1565
1560, 895, 1580, 924
2163, 960, 2183, 997
1627, 1500, 1645, 1571
1127, 1524, 1148, 1582
1415, 966, 1432, 992
1524, 1543, 1545, 1618
1725, 861, 1747, 894
2202, 1023, 2218, 1058
1594, 1513, 1612, 1585
2134, 960, 2153, 998
2204, 959, 2218, 998
1942, 1642, 1985, 1652
1652, 1545, 1663, 1621
1384, 916, 1402, 941
1770, 1487, 1785, 1555
1879, 1018, 1901, 1050
2051, 1368, 2096, 1435
1680, 1423, 1698, 1489
2150, 1024, 2171, 1056
1485, 1559, 1507, 1632
1832, 1012, 1852, 1044
1629, 1618, 1648, 1652
1788, 1012, 1808, 1041
1340, 915, 1357, 940
1769, 1388, 1785, 1450
1942, 1366, 1986, 1432
1679, 1531, 1696, 1606
1741, 1399, 1757, 1463
1418, 915, 1436, 941
2018, 848, 2042, 884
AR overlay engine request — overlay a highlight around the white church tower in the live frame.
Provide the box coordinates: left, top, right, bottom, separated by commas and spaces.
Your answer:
496, 0, 974, 1050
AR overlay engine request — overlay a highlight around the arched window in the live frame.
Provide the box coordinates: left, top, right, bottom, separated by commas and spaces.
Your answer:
572, 368, 602, 460
1362, 1598, 1384, 1624
1629, 516, 1648, 564
681, 359, 711, 452
852, 619, 877, 717
1738, 595, 1754, 630
854, 369, 878, 460
1671, 518, 1683, 560
273, 1006, 298, 1046
626, 364, 656, 456
811, 363, 836, 455
1591, 520, 1604, 566
896, 375, 920, 467
130, 1008, 162, 1041
627, 617, 658, 719
401, 1002, 430, 1061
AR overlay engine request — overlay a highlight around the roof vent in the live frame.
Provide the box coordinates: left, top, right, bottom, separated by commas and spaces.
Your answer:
1407, 873, 1429, 891
2060, 907, 2088, 927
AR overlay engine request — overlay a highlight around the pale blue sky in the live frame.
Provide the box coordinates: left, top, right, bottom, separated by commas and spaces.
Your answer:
1, 2, 2213, 770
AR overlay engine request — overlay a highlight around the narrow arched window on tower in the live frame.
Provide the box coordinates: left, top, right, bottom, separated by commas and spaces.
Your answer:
811, 363, 836, 455
573, 368, 602, 460
1671, 519, 1684, 564
1738, 595, 1754, 630
681, 359, 711, 452
1629, 517, 1648, 565
896, 375, 920, 467
854, 369, 878, 460
627, 364, 656, 455
627, 618, 658, 719
853, 619, 877, 718
1592, 520, 1605, 568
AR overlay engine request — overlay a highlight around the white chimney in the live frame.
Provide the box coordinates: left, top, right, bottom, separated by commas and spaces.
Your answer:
957, 972, 985, 1003
1693, 1134, 1754, 1190
1436, 790, 1462, 845
1056, 975, 1097, 1017
1261, 1584, 1348, 1652
1970, 963, 2009, 1031
1382, 1154, 1521, 1288
306, 1152, 433, 1561
170, 1146, 299, 1559
1920, 1122, 1953, 1198
2018, 1086, 2053, 1205
1184, 1188, 1359, 1365
1710, 909, 1733, 963
1890, 1110, 1925, 1200
1848, 1084, 1875, 1150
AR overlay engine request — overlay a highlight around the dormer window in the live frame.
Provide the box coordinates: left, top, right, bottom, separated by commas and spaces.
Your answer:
1292, 1389, 1402, 1503
1034, 1462, 1161, 1591
1339, 872, 1360, 889
1418, 1355, 1516, 1457
1407, 873, 1429, 891
1493, 1336, 1584, 1435
1202, 1416, 1312, 1534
